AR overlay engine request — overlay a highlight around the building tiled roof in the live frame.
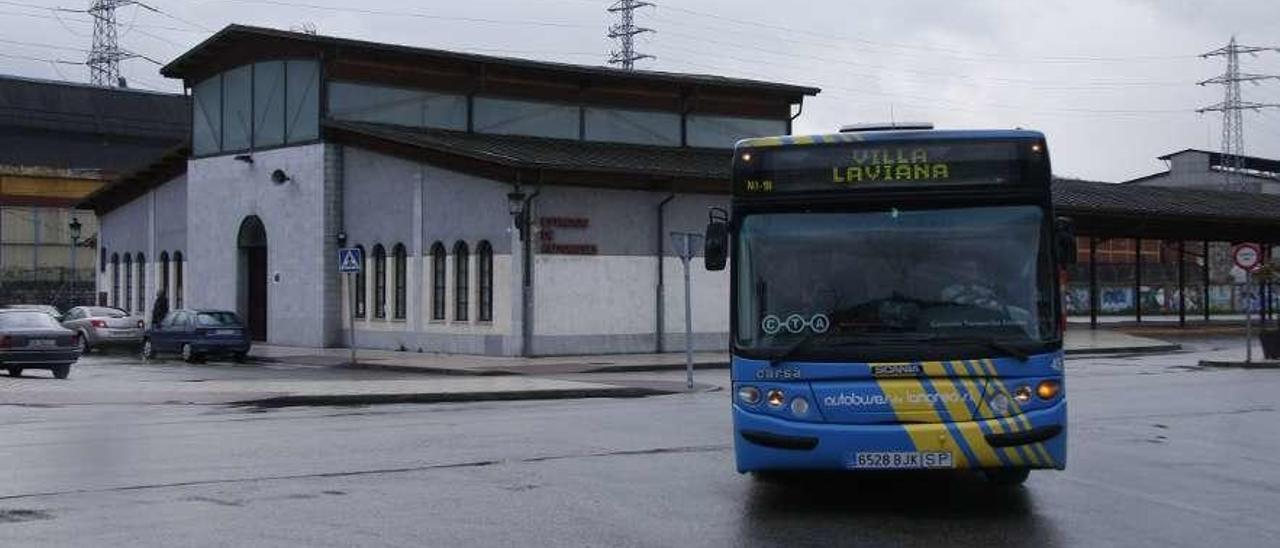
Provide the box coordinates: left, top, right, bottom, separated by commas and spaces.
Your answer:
0, 74, 188, 140
162, 25, 820, 98
78, 144, 189, 213
1053, 178, 1280, 223
0, 74, 189, 174
324, 120, 733, 182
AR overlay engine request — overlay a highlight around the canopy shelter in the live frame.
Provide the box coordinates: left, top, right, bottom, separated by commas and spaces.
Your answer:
1053, 179, 1280, 328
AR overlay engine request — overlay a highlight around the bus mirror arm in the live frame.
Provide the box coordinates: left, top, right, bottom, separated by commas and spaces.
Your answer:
1055, 216, 1078, 265
705, 208, 730, 272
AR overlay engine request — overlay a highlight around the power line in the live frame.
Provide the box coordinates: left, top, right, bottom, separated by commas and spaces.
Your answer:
197, 0, 594, 29
659, 55, 1187, 120
606, 0, 654, 70
0, 51, 83, 64
0, 37, 91, 53
0, 5, 204, 33
652, 2, 1197, 65
656, 29, 1189, 90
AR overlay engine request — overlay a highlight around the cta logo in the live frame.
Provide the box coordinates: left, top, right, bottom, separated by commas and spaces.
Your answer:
761, 313, 830, 335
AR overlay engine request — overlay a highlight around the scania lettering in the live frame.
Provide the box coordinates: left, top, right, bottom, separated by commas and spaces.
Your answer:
704, 127, 1074, 485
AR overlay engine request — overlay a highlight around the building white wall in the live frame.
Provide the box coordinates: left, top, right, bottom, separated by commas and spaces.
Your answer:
340, 148, 516, 354
186, 144, 328, 346
103, 143, 732, 356
96, 174, 187, 322
528, 186, 730, 355
335, 147, 731, 356
1132, 151, 1280, 194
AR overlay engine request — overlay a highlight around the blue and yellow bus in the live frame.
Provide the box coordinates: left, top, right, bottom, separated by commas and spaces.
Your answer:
703, 124, 1074, 485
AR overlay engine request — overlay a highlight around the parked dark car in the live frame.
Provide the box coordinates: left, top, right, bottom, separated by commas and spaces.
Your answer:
0, 310, 81, 378
142, 310, 251, 363
62, 306, 145, 352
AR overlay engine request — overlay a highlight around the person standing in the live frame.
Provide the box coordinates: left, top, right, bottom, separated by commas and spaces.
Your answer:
150, 288, 169, 327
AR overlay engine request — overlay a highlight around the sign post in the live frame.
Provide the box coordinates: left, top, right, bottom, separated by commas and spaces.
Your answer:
338, 247, 364, 365
1233, 244, 1262, 363
670, 231, 704, 390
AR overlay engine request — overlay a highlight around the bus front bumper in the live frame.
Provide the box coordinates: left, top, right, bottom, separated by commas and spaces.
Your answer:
733, 401, 1067, 473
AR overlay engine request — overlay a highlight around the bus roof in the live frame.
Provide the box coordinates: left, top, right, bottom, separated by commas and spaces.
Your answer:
736, 129, 1046, 149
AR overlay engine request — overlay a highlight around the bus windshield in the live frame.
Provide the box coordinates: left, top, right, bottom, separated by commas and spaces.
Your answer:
735, 205, 1055, 354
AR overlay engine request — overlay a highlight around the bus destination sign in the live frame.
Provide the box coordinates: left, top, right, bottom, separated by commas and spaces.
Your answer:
735, 140, 1037, 195
831, 147, 951, 185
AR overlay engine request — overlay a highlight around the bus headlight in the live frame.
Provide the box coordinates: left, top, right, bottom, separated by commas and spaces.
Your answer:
1037, 380, 1061, 400
790, 396, 810, 416
988, 392, 1010, 416
766, 389, 786, 408
1013, 385, 1033, 404
737, 386, 761, 405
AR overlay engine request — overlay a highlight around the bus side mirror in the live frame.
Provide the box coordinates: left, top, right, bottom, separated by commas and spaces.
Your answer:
705, 208, 729, 271
1055, 217, 1077, 265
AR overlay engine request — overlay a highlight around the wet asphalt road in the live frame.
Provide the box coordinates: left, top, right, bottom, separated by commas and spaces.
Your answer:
1, 340, 1279, 547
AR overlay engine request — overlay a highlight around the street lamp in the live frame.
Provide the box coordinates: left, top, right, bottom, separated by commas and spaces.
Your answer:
507, 189, 527, 239
68, 217, 82, 303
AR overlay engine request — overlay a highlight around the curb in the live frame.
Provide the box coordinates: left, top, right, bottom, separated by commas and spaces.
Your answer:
581, 361, 730, 374
235, 386, 674, 408
342, 363, 512, 377
1065, 344, 1182, 356
249, 356, 730, 376
1198, 360, 1280, 369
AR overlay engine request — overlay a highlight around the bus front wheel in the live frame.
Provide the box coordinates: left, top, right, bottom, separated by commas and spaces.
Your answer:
984, 468, 1030, 486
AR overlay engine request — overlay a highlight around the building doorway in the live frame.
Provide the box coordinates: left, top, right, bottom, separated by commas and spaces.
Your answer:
237, 216, 268, 341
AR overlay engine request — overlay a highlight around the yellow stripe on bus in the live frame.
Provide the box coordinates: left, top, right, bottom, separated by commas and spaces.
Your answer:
956, 360, 1023, 466
876, 378, 970, 468
978, 357, 1055, 466
927, 362, 1004, 466
976, 358, 1042, 466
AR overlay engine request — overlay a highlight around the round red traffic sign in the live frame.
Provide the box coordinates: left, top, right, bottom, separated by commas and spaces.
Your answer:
1232, 243, 1262, 270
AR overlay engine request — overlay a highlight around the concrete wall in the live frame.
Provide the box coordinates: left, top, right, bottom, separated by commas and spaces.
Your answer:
109, 143, 730, 356
335, 147, 731, 356
528, 186, 729, 355
340, 148, 518, 354
96, 175, 187, 320
186, 145, 329, 346
1133, 151, 1280, 194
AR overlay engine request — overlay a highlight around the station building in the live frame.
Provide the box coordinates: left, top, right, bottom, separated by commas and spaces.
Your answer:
81, 25, 1280, 355
81, 25, 818, 355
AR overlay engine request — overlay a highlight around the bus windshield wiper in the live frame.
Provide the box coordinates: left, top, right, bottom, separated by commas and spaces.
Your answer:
930, 335, 1029, 361
764, 332, 823, 366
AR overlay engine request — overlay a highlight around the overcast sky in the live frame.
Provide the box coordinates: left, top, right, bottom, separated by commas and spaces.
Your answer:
3, 0, 1279, 181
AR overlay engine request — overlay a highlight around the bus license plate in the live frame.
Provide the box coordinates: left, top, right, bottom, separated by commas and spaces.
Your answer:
848, 451, 954, 470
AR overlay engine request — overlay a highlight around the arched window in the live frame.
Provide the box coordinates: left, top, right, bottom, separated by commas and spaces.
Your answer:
160, 252, 170, 308
354, 245, 367, 319
373, 244, 387, 319
174, 252, 184, 308
477, 241, 493, 322
123, 254, 133, 313
431, 242, 446, 321
136, 253, 146, 313
454, 241, 469, 321
393, 243, 407, 320
111, 253, 120, 307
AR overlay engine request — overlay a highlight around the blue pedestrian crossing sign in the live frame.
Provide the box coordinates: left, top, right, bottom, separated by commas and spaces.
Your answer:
338, 247, 363, 274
